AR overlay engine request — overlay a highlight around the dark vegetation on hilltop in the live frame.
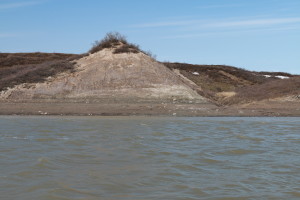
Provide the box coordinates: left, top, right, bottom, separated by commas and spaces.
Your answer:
89, 32, 156, 58
89, 32, 140, 54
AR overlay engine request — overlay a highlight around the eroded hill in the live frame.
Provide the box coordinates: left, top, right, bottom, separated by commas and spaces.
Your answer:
0, 33, 299, 108
0, 41, 205, 104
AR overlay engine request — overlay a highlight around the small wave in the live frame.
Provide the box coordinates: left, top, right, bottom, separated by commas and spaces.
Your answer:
218, 149, 263, 155
35, 137, 70, 142
189, 187, 208, 196
31, 157, 60, 170
159, 151, 172, 156
287, 191, 300, 197
46, 186, 99, 200
3, 136, 30, 140
213, 196, 251, 200
173, 184, 189, 190
235, 135, 264, 142
35, 138, 58, 142
35, 157, 52, 168
14, 170, 35, 178
158, 171, 184, 177
216, 127, 231, 131
64, 139, 88, 146
202, 158, 222, 164
172, 164, 200, 171
151, 132, 166, 136
177, 137, 194, 142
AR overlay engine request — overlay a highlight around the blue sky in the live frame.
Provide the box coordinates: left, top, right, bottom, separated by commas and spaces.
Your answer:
1, 0, 300, 74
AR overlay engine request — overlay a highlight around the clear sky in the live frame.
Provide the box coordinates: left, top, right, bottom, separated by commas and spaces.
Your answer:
1, 0, 300, 74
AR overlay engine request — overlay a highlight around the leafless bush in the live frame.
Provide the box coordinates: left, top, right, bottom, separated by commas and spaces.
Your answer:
89, 32, 156, 59
143, 50, 157, 60
113, 43, 140, 54
89, 32, 129, 54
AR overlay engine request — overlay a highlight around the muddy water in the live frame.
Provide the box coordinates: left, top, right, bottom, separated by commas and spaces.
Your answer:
1, 116, 300, 200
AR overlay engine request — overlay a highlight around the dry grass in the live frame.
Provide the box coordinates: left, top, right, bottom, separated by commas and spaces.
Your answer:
0, 53, 75, 68
164, 62, 298, 104
0, 52, 91, 92
224, 77, 300, 104
164, 62, 270, 85
258, 71, 293, 77
164, 62, 266, 101
0, 60, 76, 91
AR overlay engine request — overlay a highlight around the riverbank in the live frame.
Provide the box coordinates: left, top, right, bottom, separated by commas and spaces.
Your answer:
1, 101, 299, 117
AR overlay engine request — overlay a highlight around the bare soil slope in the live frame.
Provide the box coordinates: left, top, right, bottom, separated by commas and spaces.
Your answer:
0, 49, 206, 103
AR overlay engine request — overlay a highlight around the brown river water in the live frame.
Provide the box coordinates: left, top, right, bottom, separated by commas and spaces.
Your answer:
1, 116, 300, 200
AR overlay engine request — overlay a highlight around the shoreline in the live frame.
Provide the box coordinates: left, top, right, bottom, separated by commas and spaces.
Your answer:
1, 102, 299, 117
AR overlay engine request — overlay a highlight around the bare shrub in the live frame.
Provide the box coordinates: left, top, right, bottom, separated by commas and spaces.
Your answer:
113, 43, 140, 54
88, 32, 156, 59
143, 50, 157, 60
89, 32, 129, 54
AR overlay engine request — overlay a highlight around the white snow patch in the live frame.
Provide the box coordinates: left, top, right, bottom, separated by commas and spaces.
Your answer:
263, 75, 271, 78
263, 75, 290, 79
275, 76, 289, 79
192, 72, 200, 75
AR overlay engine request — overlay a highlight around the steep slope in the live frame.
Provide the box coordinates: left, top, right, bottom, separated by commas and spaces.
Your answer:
0, 49, 206, 103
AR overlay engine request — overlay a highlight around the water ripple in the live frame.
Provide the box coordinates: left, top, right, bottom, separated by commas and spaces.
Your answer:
1, 116, 300, 200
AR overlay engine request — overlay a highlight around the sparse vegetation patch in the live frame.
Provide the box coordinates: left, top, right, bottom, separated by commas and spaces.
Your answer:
113, 43, 140, 54
164, 62, 299, 104
0, 53, 75, 69
89, 32, 128, 54
224, 77, 300, 104
0, 60, 76, 91
88, 32, 156, 59
89, 32, 143, 54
